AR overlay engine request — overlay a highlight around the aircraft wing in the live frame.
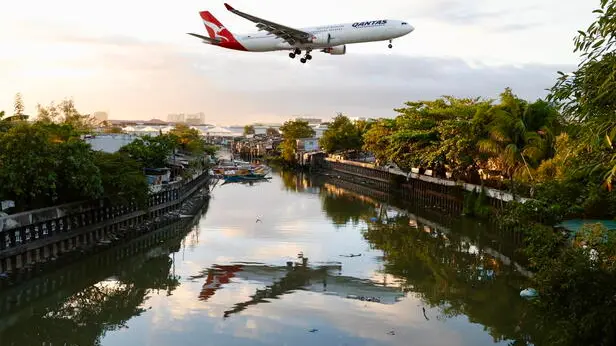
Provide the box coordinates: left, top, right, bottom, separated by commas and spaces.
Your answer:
187, 32, 221, 44
224, 3, 313, 45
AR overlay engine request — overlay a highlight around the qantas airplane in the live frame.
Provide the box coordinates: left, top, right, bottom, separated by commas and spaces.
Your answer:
187, 3, 415, 63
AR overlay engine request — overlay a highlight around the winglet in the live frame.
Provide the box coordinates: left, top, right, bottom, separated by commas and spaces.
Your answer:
224, 3, 234, 11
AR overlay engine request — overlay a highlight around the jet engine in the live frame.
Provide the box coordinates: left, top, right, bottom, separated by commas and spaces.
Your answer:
321, 45, 346, 55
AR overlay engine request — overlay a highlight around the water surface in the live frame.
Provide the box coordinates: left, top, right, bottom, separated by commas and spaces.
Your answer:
0, 170, 538, 346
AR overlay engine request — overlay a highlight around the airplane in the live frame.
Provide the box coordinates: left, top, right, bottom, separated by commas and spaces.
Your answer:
187, 3, 415, 63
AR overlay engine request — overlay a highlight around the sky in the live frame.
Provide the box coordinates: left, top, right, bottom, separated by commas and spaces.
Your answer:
0, 0, 600, 125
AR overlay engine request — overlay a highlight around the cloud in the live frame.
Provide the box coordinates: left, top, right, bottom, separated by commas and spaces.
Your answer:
0, 0, 590, 123
410, 0, 542, 29
173, 52, 572, 120
1, 29, 573, 123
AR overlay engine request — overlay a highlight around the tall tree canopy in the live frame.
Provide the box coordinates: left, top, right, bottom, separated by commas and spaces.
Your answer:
278, 119, 315, 162
319, 113, 363, 154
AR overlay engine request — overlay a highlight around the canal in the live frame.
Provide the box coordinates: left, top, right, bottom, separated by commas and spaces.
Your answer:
0, 170, 540, 346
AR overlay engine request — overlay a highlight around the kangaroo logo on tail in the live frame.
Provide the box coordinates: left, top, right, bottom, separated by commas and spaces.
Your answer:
200, 11, 235, 43
203, 20, 230, 42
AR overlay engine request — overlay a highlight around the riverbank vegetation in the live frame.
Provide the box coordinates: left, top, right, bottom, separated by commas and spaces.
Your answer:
271, 2, 616, 344
0, 99, 216, 212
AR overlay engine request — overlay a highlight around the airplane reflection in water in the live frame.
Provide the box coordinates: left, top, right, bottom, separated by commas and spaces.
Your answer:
188, 258, 405, 318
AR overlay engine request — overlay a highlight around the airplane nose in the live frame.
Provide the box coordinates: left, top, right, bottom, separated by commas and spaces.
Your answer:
408, 25, 415, 33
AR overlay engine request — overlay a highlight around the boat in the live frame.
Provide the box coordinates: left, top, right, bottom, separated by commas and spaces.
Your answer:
211, 160, 272, 182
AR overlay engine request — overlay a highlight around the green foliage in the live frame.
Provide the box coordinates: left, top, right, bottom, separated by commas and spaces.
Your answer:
278, 119, 315, 162
243, 125, 255, 135
476, 89, 559, 181
549, 0, 616, 189
362, 118, 394, 166
53, 138, 105, 203
13, 92, 26, 119
266, 127, 279, 136
92, 151, 149, 207
279, 119, 315, 139
318, 113, 363, 153
35, 99, 95, 134
119, 135, 174, 168
363, 96, 499, 176
549, 0, 616, 123
0, 122, 66, 209
203, 144, 218, 157
168, 124, 207, 155
521, 223, 616, 346
462, 187, 491, 218
0, 120, 153, 211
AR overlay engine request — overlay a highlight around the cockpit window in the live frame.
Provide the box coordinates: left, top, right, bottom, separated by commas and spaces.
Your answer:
402, 22, 407, 25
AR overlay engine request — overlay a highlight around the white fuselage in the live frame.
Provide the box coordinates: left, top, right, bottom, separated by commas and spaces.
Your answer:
234, 20, 413, 52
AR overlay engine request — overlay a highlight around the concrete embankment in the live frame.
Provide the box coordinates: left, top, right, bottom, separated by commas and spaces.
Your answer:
0, 171, 212, 278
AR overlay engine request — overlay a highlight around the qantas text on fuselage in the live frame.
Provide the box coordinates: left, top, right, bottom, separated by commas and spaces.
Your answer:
187, 3, 415, 63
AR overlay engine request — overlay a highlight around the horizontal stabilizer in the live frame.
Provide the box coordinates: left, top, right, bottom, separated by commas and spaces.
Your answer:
187, 32, 221, 44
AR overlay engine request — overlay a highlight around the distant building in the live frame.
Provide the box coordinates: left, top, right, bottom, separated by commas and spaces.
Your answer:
295, 117, 322, 125
168, 113, 185, 123
84, 134, 139, 153
185, 112, 206, 125
168, 112, 205, 125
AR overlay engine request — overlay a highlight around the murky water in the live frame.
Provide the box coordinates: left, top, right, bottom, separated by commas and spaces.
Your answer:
0, 170, 540, 346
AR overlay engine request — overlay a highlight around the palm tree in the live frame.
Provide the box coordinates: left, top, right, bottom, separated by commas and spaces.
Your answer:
477, 89, 558, 182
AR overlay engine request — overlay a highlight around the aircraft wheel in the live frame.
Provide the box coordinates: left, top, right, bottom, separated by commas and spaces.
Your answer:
388, 44, 393, 48
300, 58, 307, 63
289, 52, 296, 58
306, 54, 312, 60
294, 48, 301, 55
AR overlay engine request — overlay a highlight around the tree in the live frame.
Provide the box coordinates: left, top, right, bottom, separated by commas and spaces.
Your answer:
278, 119, 315, 162
319, 113, 363, 153
549, 0, 616, 188
362, 119, 394, 166
279, 119, 315, 140
169, 124, 205, 154
35, 99, 95, 133
36, 101, 61, 123
377, 96, 489, 175
119, 135, 174, 168
0, 122, 104, 210
243, 125, 255, 135
477, 89, 559, 181
0, 123, 60, 209
93, 151, 149, 207
13, 93, 26, 119
53, 138, 104, 204
266, 127, 279, 137
0, 110, 9, 132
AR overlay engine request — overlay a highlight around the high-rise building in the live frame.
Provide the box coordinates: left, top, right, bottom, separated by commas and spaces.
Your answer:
295, 117, 322, 125
185, 112, 206, 125
167, 113, 185, 123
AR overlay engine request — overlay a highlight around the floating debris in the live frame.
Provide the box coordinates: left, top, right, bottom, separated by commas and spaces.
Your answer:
520, 288, 538, 299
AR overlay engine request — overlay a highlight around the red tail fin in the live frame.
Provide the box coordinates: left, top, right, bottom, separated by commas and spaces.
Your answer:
199, 11, 236, 42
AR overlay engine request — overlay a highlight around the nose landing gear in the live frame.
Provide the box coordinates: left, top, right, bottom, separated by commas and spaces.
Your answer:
388, 39, 393, 48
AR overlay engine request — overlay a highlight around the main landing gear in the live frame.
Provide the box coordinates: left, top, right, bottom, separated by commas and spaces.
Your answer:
289, 48, 312, 63
388, 39, 393, 49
